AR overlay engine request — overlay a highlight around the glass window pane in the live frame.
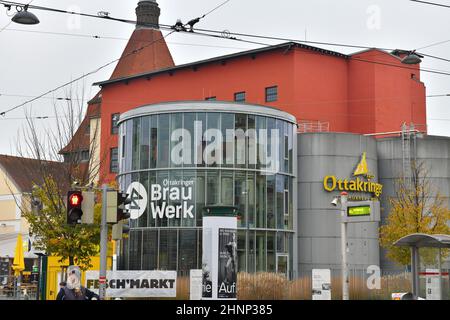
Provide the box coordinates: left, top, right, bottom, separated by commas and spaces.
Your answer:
158, 114, 170, 168
234, 171, 246, 228
265, 86, 278, 102
111, 113, 120, 135
221, 171, 233, 206
248, 230, 255, 273
247, 172, 255, 228
206, 170, 219, 205
256, 173, 266, 228
150, 116, 158, 168
169, 170, 183, 227
267, 118, 276, 174
267, 174, 275, 229
129, 230, 142, 270
148, 172, 156, 227
196, 113, 206, 167
235, 114, 247, 168
110, 148, 118, 173
170, 113, 183, 168
206, 113, 221, 167
178, 229, 197, 272
132, 118, 141, 170
221, 113, 234, 167
140, 116, 150, 169
256, 231, 266, 272
234, 92, 245, 102
159, 229, 177, 270
237, 230, 246, 272
183, 113, 196, 167
267, 232, 275, 272
183, 170, 196, 227
155, 171, 169, 227
248, 115, 256, 169
277, 120, 285, 173
138, 172, 148, 227
142, 229, 158, 270
276, 175, 285, 229
196, 171, 205, 227
256, 116, 266, 170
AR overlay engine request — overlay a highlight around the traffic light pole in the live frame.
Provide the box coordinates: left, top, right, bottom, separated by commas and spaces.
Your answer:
99, 184, 108, 300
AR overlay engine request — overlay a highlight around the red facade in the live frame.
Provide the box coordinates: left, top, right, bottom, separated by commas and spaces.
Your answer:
95, 43, 426, 183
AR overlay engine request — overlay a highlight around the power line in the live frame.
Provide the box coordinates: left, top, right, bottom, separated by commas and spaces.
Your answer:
0, 30, 176, 116
410, 0, 450, 9
3, 0, 450, 65
4, 28, 255, 50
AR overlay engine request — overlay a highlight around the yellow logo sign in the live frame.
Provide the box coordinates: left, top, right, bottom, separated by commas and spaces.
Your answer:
323, 152, 383, 198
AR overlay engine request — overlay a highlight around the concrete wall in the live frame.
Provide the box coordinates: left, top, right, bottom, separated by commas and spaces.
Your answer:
297, 133, 380, 273
377, 135, 450, 271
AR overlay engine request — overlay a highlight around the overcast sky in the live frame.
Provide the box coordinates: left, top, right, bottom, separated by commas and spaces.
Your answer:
0, 0, 449, 156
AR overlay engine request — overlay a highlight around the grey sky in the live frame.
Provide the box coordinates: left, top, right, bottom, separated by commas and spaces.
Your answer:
0, 0, 449, 156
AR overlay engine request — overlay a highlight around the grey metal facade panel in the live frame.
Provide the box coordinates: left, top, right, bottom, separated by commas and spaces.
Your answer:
298, 156, 379, 183
298, 133, 377, 157
297, 132, 380, 273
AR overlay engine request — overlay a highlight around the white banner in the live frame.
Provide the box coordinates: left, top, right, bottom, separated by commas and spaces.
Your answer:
85, 270, 177, 298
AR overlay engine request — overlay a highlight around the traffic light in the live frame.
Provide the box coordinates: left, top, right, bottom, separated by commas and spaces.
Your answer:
111, 219, 130, 241
117, 192, 132, 222
67, 191, 83, 225
106, 191, 131, 224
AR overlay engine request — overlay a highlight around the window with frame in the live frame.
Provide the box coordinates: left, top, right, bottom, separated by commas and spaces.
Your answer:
234, 92, 246, 102
265, 86, 278, 102
111, 113, 120, 135
110, 147, 119, 173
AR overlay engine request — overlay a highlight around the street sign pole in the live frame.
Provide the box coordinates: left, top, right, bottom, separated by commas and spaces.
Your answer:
99, 184, 108, 300
340, 192, 349, 300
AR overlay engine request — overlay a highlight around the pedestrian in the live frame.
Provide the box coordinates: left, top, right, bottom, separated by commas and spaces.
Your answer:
56, 266, 99, 300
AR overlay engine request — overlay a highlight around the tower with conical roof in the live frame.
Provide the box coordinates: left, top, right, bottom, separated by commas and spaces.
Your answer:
61, 1, 175, 184
110, 0, 175, 79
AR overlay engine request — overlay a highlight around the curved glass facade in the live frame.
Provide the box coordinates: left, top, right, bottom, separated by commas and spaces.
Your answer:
117, 102, 296, 276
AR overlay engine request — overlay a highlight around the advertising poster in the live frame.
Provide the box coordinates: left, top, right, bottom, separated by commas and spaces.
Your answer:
202, 227, 213, 298
312, 269, 331, 300
217, 228, 237, 299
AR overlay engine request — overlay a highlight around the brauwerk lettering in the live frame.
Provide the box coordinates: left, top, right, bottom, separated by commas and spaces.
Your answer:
86, 278, 176, 290
323, 175, 383, 197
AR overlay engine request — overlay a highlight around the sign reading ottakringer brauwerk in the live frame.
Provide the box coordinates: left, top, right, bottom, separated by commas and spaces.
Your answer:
323, 152, 383, 199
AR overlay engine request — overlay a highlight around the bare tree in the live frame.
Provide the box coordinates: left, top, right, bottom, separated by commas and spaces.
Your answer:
8, 84, 110, 268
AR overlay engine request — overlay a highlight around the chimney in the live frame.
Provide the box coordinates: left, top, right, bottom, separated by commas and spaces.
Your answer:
136, 0, 160, 29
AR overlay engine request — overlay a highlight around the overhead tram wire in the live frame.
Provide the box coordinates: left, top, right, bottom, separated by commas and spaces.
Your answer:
2, 1, 450, 115
410, 0, 450, 9
0, 30, 176, 116
2, 0, 450, 64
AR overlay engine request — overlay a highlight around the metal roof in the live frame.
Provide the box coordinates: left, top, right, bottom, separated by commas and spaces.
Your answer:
394, 233, 450, 248
118, 100, 298, 125
94, 42, 349, 87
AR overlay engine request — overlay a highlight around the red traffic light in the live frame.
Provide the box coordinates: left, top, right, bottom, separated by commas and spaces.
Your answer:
69, 193, 83, 206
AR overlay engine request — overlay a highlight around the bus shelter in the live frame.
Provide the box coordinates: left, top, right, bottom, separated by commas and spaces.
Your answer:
394, 233, 450, 299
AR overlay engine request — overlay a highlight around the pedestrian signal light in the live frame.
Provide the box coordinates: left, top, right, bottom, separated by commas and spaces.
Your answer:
67, 191, 83, 225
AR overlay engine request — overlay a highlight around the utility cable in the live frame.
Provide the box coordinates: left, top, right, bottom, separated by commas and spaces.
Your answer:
0, 30, 175, 116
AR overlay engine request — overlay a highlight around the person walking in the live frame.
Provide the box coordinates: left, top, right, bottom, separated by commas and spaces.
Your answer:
56, 266, 99, 300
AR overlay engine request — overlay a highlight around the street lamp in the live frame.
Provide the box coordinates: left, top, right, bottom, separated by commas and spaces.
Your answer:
6, 4, 40, 25
401, 51, 422, 65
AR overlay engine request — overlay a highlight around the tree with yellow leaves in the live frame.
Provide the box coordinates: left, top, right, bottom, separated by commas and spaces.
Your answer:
380, 161, 450, 266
